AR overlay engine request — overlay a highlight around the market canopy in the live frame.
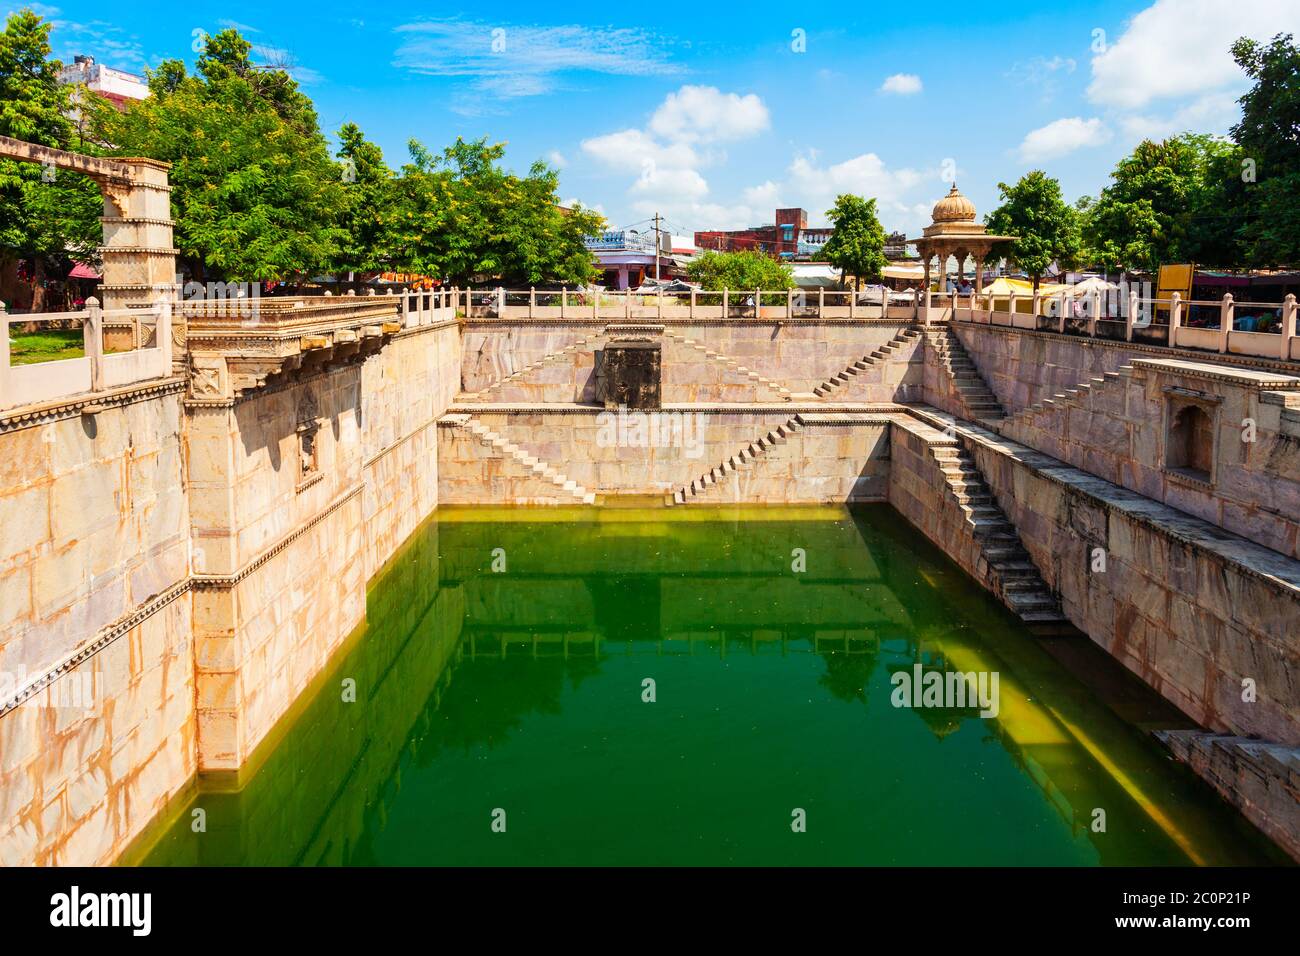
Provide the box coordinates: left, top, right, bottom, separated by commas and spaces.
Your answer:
979, 276, 1070, 297
883, 263, 926, 280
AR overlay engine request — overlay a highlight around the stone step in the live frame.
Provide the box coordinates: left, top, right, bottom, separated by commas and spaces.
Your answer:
992, 561, 1040, 578
1005, 591, 1062, 612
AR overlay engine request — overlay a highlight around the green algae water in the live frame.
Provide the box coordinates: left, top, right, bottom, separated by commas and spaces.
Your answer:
134, 506, 1286, 866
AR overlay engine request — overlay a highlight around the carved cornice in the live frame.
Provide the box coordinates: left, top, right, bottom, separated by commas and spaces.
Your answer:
192, 485, 363, 588
99, 246, 180, 256
0, 377, 186, 434
100, 216, 173, 225
0, 577, 192, 718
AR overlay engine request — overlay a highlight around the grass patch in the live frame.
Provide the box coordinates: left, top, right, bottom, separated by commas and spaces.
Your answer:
8, 328, 85, 365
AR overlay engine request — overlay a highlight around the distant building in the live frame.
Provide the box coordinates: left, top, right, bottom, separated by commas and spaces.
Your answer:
695, 210, 913, 265
695, 207, 816, 260
58, 55, 148, 116
884, 231, 910, 260
583, 229, 690, 289
797, 227, 833, 259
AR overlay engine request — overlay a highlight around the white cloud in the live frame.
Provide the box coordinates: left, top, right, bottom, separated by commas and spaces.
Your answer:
14, 3, 60, 16
880, 73, 923, 95
1087, 0, 1300, 109
548, 150, 567, 168
584, 89, 936, 235
742, 180, 782, 207
1006, 55, 1076, 103
1119, 91, 1242, 140
580, 86, 776, 233
631, 164, 709, 201
581, 128, 700, 173
781, 151, 932, 231
1016, 117, 1112, 162
788, 151, 925, 201
393, 19, 680, 104
648, 85, 770, 143
43, 15, 148, 71
562, 197, 604, 214
632, 199, 759, 232
217, 19, 260, 33
251, 44, 324, 85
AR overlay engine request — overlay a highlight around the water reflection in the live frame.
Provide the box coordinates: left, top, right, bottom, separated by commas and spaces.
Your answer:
133, 507, 1287, 866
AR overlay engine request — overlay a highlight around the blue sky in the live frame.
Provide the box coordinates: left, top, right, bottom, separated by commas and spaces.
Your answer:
11, 0, 1300, 237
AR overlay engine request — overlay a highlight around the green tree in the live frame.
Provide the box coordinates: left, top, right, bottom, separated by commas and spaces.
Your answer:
1080, 134, 1243, 272
685, 249, 795, 293
822, 194, 887, 289
985, 171, 1081, 289
333, 122, 395, 276
97, 28, 346, 282
1230, 33, 1300, 266
391, 137, 603, 286
0, 8, 102, 310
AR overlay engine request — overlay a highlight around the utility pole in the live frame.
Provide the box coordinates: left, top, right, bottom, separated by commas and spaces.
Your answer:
653, 211, 663, 282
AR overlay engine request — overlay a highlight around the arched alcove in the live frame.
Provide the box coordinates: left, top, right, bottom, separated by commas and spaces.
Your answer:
1166, 400, 1215, 483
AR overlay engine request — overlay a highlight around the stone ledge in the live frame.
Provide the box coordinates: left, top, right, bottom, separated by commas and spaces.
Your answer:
906, 404, 1300, 595
0, 376, 186, 433
796, 413, 901, 426
1135, 357, 1300, 389
192, 484, 362, 587
447, 401, 907, 416
1155, 730, 1300, 861
0, 576, 192, 718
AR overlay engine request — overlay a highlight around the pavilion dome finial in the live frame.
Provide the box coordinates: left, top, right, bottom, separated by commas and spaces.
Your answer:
931, 183, 976, 224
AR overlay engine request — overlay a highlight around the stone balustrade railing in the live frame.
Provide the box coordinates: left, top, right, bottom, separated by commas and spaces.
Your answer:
0, 289, 460, 413
462, 286, 923, 321
0, 297, 173, 412
951, 289, 1299, 362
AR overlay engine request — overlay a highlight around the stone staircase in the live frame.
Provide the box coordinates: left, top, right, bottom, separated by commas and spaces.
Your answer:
925, 327, 1005, 421
930, 441, 1065, 624
668, 415, 804, 505
811, 327, 922, 398
662, 330, 793, 401
450, 415, 596, 504
464, 335, 603, 400
999, 366, 1133, 432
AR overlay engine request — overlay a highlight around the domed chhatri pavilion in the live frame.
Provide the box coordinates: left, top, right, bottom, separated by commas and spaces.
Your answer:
908, 184, 1016, 295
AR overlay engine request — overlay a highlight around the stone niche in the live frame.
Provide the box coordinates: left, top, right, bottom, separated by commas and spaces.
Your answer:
1163, 386, 1221, 486
598, 339, 662, 410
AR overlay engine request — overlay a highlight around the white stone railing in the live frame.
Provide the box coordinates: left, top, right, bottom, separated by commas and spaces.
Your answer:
953, 290, 1299, 362
0, 297, 173, 412
458, 286, 925, 321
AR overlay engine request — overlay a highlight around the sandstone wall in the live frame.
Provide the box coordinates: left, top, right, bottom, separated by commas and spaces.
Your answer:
461, 320, 919, 400
0, 386, 195, 865
1156, 730, 1300, 860
887, 419, 994, 590
959, 427, 1300, 749
953, 322, 1300, 417
0, 316, 463, 864
360, 321, 462, 575
438, 410, 894, 503
190, 320, 461, 771
998, 359, 1300, 560
146, 523, 465, 866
